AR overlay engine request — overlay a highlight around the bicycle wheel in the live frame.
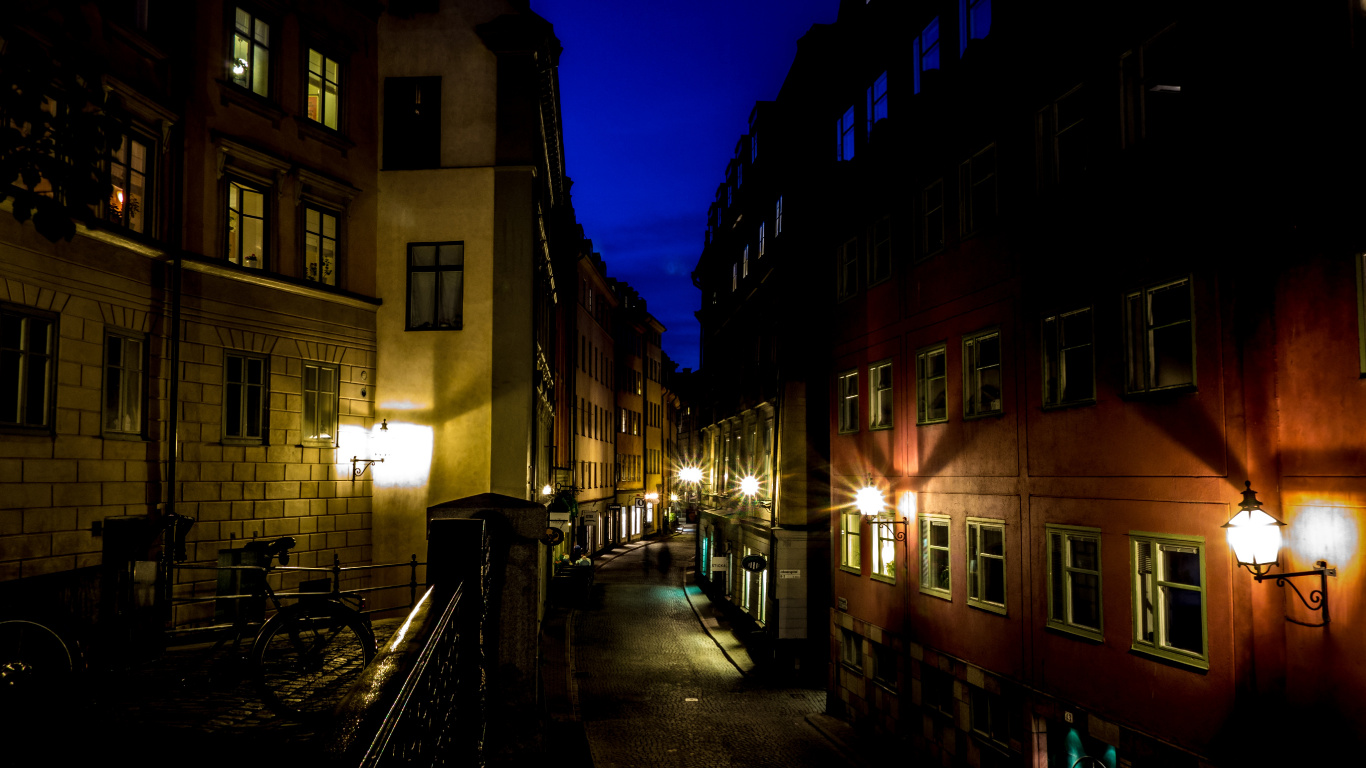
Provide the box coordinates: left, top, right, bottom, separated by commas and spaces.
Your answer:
0, 619, 77, 712
250, 601, 375, 719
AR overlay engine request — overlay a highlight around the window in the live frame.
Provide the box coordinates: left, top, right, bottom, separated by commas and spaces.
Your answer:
869, 360, 892, 430
105, 132, 152, 234
383, 77, 441, 170
868, 216, 891, 285
837, 106, 856, 161
913, 18, 940, 94
303, 204, 338, 286
963, 329, 1002, 418
959, 144, 997, 235
916, 344, 947, 424
837, 369, 859, 433
751, 133, 758, 162
732, 262, 738, 292
1, 307, 55, 429
1132, 532, 1207, 668
970, 684, 1021, 751
922, 664, 954, 715
302, 363, 338, 445
306, 49, 341, 130
230, 7, 271, 97
1046, 525, 1103, 641
836, 238, 857, 300
758, 222, 766, 257
871, 514, 896, 581
839, 628, 863, 671
775, 196, 783, 235
959, 0, 992, 56
1124, 278, 1194, 393
967, 519, 1006, 614
224, 352, 267, 443
1042, 307, 1094, 407
866, 71, 888, 133
103, 332, 144, 437
841, 512, 862, 572
407, 242, 464, 330
922, 179, 944, 257
871, 641, 896, 688
227, 179, 267, 269
919, 515, 951, 598
1040, 85, 1087, 189
1123, 25, 1184, 147
743, 245, 749, 278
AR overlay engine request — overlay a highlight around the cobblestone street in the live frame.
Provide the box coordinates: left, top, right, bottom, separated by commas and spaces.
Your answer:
567, 529, 857, 768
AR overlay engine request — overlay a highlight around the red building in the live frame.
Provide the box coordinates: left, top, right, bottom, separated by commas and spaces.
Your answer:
823, 0, 1366, 766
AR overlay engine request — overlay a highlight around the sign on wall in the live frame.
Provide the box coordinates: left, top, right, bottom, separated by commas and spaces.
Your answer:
711, 556, 728, 571
741, 554, 767, 572
778, 569, 801, 580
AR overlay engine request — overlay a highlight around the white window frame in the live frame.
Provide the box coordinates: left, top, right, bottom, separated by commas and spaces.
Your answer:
1131, 531, 1208, 669
966, 518, 1006, 615
103, 330, 145, 438
302, 361, 339, 447
916, 343, 948, 425
963, 328, 1003, 418
919, 514, 951, 600
841, 511, 862, 574
869, 360, 893, 430
1045, 524, 1104, 641
837, 369, 859, 434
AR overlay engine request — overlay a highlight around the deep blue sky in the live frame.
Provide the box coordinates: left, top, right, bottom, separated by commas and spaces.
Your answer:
533, 0, 838, 371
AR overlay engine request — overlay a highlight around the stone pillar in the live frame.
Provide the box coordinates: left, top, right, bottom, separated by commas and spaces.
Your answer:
429, 493, 548, 764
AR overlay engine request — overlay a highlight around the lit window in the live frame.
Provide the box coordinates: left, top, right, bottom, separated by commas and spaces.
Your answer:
383, 77, 440, 170
959, 0, 992, 56
1042, 307, 1094, 407
106, 133, 151, 234
913, 18, 940, 94
224, 352, 267, 443
837, 106, 856, 161
758, 222, 766, 257
306, 49, 341, 131
227, 179, 266, 270
837, 369, 859, 434
869, 360, 892, 430
0, 307, 55, 429
866, 71, 888, 133
1124, 278, 1194, 393
836, 238, 857, 300
963, 329, 1003, 418
916, 343, 947, 424
1046, 525, 1103, 641
303, 204, 338, 286
959, 143, 997, 235
871, 514, 896, 581
230, 7, 270, 97
842, 512, 862, 573
104, 332, 144, 437
1131, 532, 1208, 668
967, 519, 1006, 613
407, 242, 464, 330
919, 515, 951, 598
302, 362, 338, 445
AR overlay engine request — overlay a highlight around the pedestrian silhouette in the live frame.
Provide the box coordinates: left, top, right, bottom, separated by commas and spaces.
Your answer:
657, 545, 673, 575
641, 543, 651, 574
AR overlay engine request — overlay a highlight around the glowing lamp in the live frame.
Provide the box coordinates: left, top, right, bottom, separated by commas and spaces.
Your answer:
541, 484, 554, 497
739, 475, 760, 496
855, 486, 884, 517
670, 493, 679, 502
645, 492, 659, 501
351, 419, 388, 478
232, 58, 248, 75
679, 466, 703, 483
1222, 482, 1284, 575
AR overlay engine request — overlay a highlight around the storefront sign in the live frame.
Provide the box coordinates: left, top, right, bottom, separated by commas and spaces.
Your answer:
548, 510, 570, 523
778, 569, 801, 580
837, 597, 848, 610
711, 556, 728, 571
741, 554, 767, 572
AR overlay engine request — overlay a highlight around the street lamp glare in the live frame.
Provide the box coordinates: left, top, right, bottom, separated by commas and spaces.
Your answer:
680, 466, 703, 483
740, 475, 760, 496
541, 484, 554, 496
855, 486, 884, 516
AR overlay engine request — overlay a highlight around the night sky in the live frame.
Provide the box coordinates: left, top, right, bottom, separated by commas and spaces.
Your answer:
533, 0, 837, 371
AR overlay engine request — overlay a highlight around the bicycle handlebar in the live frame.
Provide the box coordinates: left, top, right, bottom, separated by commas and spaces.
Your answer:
243, 536, 297, 567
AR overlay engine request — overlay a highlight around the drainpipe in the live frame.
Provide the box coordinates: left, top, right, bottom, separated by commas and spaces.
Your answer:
162, 252, 181, 613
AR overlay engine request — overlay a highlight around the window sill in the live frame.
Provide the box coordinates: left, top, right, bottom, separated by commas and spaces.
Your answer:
963, 410, 1005, 421
871, 572, 897, 586
1122, 383, 1197, 399
0, 426, 55, 438
102, 432, 149, 442
967, 599, 1007, 616
221, 438, 266, 446
216, 80, 286, 128
839, 661, 864, 676
405, 322, 464, 332
869, 424, 893, 432
1044, 622, 1104, 644
1041, 398, 1097, 412
297, 120, 355, 156
839, 565, 862, 576
1130, 643, 1209, 672
919, 587, 952, 602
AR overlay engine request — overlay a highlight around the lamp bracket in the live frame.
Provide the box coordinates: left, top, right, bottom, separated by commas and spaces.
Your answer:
867, 518, 908, 542
1252, 560, 1335, 627
351, 456, 383, 479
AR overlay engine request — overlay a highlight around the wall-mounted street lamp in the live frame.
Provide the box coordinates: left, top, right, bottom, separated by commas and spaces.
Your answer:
670, 493, 679, 503
1223, 481, 1336, 627
541, 484, 554, 497
679, 466, 703, 484
739, 475, 772, 509
644, 492, 659, 502
856, 480, 907, 540
351, 419, 388, 479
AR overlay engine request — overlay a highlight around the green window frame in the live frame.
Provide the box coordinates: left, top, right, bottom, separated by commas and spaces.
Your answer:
963, 329, 1003, 418
869, 360, 893, 430
919, 514, 951, 599
223, 352, 268, 444
837, 369, 859, 434
966, 518, 1006, 614
1130, 531, 1208, 669
1123, 277, 1195, 393
839, 627, 863, 671
841, 511, 862, 574
103, 330, 146, 438
916, 343, 947, 424
1, 305, 56, 430
1045, 525, 1103, 641
1042, 307, 1095, 407
303, 203, 338, 286
306, 48, 341, 131
871, 514, 896, 583
302, 362, 338, 447
230, 7, 271, 98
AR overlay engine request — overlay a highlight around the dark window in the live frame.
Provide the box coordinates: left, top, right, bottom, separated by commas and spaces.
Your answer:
1, 306, 55, 429
1042, 307, 1094, 406
384, 77, 441, 170
836, 238, 858, 300
959, 144, 997, 235
104, 331, 145, 437
1124, 278, 1194, 393
868, 216, 891, 285
922, 664, 954, 715
407, 242, 464, 330
224, 352, 267, 442
964, 329, 1003, 418
302, 362, 338, 445
922, 179, 944, 257
916, 344, 947, 424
